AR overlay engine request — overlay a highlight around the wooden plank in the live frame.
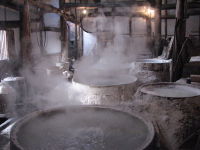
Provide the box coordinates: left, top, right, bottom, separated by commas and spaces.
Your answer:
44, 27, 61, 32
161, 2, 200, 10
0, 21, 20, 28
195, 133, 200, 150
161, 10, 200, 19
7, 0, 75, 22
0, 1, 21, 11
31, 27, 61, 32
64, 1, 148, 8
171, 0, 187, 81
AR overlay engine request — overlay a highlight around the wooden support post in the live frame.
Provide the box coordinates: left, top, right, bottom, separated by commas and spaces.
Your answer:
146, 18, 151, 37
154, 0, 161, 57
146, 17, 154, 58
171, 0, 187, 81
60, 0, 69, 63
20, 0, 32, 67
199, 16, 200, 41
164, 0, 168, 39
39, 10, 46, 56
74, 5, 78, 59
0, 21, 20, 29
77, 26, 83, 58
129, 17, 132, 37
146, 17, 152, 53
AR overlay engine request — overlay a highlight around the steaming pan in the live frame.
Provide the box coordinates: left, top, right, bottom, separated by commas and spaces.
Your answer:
10, 106, 154, 150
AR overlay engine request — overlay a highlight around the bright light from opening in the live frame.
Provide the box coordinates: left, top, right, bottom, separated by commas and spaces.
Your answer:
146, 8, 155, 18
140, 6, 155, 18
82, 9, 88, 15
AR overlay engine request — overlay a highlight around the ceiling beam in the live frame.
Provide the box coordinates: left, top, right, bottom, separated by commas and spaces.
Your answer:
0, 21, 20, 28
6, 0, 75, 22
0, 1, 21, 11
161, 9, 200, 19
64, 1, 148, 8
161, 2, 200, 10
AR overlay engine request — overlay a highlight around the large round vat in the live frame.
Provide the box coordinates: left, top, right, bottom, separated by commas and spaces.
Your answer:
2, 77, 25, 90
138, 82, 200, 99
10, 106, 155, 150
131, 59, 171, 82
2, 77, 27, 102
0, 83, 16, 114
135, 82, 200, 149
133, 59, 171, 72
0, 94, 7, 113
73, 74, 138, 105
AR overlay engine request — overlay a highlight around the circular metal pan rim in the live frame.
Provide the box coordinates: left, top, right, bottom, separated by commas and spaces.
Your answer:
72, 76, 138, 88
138, 82, 200, 99
10, 105, 155, 150
135, 59, 172, 64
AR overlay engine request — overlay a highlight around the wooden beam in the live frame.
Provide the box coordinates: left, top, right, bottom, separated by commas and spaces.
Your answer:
0, 1, 21, 11
31, 27, 61, 32
161, 10, 200, 19
86, 11, 148, 18
7, 0, 75, 22
161, 16, 175, 19
64, 1, 148, 8
44, 27, 60, 32
7, 0, 61, 13
161, 2, 200, 10
30, 18, 40, 22
0, 21, 20, 28
188, 10, 200, 16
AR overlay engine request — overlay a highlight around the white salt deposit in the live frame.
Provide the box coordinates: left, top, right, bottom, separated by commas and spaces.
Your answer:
136, 58, 171, 64
0, 83, 15, 94
141, 84, 200, 98
2, 77, 24, 82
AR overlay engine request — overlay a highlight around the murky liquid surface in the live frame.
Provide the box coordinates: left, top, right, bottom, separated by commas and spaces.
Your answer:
16, 108, 151, 150
141, 84, 200, 98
